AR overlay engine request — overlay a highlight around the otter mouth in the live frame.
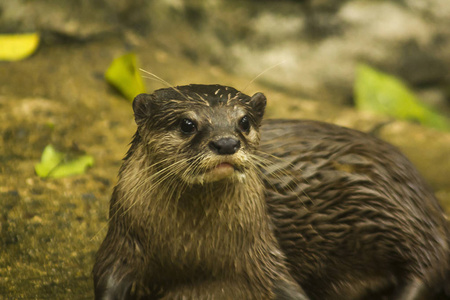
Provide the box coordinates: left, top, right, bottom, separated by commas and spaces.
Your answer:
181, 157, 247, 185
199, 161, 244, 183
209, 162, 235, 176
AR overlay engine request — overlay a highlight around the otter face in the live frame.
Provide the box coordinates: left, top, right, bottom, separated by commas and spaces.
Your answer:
132, 84, 266, 185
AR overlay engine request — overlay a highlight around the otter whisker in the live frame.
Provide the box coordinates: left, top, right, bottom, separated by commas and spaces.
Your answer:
135, 155, 186, 184
140, 68, 190, 102
180, 154, 205, 180
132, 158, 187, 200
110, 156, 184, 213
241, 60, 286, 93
112, 157, 190, 223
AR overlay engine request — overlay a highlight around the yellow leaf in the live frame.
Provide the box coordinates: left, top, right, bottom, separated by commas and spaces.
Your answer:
105, 53, 146, 101
0, 33, 40, 61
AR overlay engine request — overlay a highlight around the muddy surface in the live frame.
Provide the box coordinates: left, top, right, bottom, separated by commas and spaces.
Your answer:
0, 34, 449, 299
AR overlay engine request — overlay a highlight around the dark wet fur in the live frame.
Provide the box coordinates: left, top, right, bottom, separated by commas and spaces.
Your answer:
94, 85, 307, 300
261, 119, 450, 300
94, 84, 450, 300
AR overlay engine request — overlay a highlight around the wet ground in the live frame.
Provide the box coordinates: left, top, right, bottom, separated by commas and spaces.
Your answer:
0, 36, 449, 299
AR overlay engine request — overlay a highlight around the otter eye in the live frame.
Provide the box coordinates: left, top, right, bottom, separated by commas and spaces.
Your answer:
239, 116, 250, 133
180, 118, 197, 134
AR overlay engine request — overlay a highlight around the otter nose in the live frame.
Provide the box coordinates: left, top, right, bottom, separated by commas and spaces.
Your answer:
209, 138, 241, 155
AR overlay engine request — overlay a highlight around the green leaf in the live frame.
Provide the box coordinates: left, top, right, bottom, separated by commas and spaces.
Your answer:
354, 64, 450, 131
48, 155, 95, 178
35, 145, 94, 178
35, 145, 64, 178
105, 52, 146, 101
0, 33, 40, 61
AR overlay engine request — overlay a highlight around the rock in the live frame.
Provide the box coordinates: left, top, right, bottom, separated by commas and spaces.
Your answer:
2, 0, 450, 108
0, 1, 449, 298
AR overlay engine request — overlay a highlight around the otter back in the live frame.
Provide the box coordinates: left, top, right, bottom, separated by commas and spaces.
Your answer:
261, 119, 450, 300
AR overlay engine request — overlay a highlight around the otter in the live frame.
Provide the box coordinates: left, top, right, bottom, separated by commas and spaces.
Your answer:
93, 84, 450, 300
93, 85, 308, 300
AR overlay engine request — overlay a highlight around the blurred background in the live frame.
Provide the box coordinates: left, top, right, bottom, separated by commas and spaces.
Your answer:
1, 0, 449, 298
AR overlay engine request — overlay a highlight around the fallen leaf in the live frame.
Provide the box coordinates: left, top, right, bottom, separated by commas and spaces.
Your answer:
35, 145, 94, 178
105, 53, 146, 101
0, 33, 40, 61
354, 64, 450, 131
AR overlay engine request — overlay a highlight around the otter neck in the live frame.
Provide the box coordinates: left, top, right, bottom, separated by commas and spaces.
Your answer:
114, 148, 283, 284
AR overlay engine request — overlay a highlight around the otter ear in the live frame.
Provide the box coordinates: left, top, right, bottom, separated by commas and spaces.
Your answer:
249, 92, 267, 122
132, 93, 155, 125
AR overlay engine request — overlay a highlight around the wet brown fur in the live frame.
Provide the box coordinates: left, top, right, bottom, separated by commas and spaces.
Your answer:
93, 84, 450, 300
93, 85, 306, 299
260, 120, 450, 300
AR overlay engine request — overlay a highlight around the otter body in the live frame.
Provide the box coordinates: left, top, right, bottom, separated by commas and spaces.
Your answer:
261, 120, 450, 299
94, 84, 449, 300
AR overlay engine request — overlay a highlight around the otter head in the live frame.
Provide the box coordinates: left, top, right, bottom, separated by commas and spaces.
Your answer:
132, 84, 266, 185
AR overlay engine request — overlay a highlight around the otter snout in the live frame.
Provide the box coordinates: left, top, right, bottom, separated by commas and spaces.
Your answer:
209, 137, 241, 155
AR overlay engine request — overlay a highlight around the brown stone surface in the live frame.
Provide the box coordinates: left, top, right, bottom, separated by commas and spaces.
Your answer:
0, 2, 449, 298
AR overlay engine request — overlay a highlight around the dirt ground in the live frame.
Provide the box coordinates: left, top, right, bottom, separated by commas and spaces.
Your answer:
0, 36, 449, 299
